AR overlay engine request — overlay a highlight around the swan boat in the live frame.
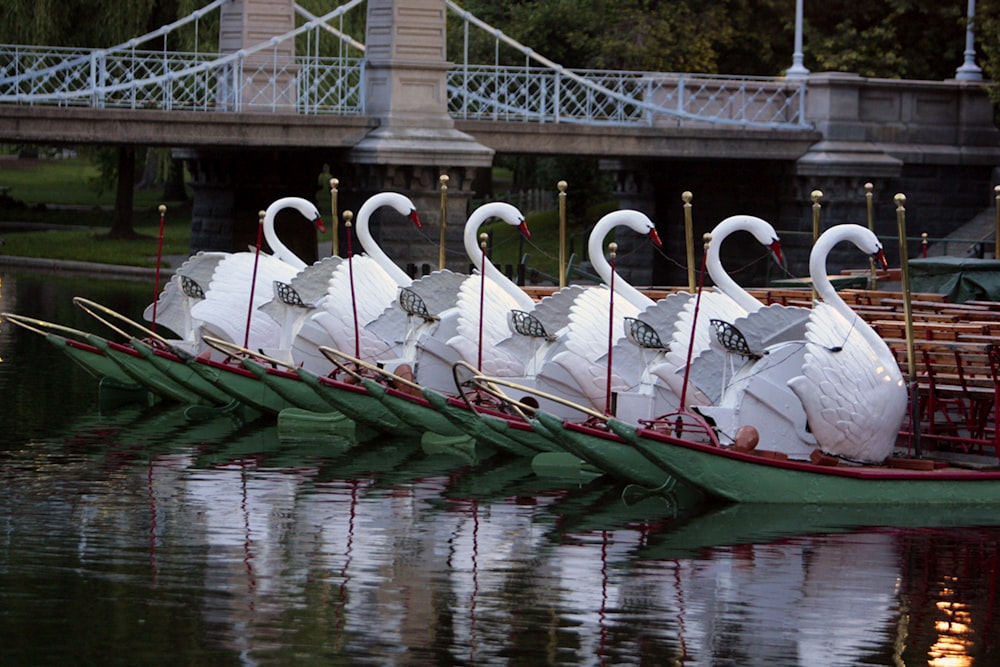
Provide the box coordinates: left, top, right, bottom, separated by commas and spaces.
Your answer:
495, 223, 1000, 503
405, 209, 665, 459
435, 214, 789, 472
320, 210, 665, 462
4, 197, 329, 411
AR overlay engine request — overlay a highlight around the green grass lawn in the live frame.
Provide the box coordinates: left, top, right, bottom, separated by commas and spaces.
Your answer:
0, 223, 192, 267
1, 154, 191, 266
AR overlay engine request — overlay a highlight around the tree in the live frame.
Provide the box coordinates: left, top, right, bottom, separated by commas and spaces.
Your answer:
0, 0, 201, 239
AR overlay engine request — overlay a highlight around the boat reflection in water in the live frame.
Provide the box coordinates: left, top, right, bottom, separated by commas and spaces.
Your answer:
634, 502, 1000, 666
1, 269, 999, 665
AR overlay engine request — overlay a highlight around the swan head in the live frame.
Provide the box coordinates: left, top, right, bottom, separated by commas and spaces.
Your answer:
359, 192, 423, 230
265, 197, 326, 233
841, 224, 888, 269
625, 211, 661, 247
598, 210, 661, 247
408, 209, 422, 229
713, 214, 782, 267
472, 202, 531, 239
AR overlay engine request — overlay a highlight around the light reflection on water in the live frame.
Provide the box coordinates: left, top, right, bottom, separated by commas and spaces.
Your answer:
1, 268, 999, 666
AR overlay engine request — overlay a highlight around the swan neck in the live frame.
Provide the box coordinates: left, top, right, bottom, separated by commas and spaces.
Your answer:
464, 208, 533, 309
263, 197, 306, 270
356, 196, 412, 286
706, 219, 760, 311
588, 217, 653, 309
811, 230, 882, 348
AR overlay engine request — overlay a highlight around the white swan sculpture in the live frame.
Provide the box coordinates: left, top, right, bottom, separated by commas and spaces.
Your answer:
605, 215, 782, 421
270, 192, 421, 372
508, 210, 662, 413
403, 202, 535, 393
368, 202, 533, 374
697, 224, 906, 463
144, 196, 322, 355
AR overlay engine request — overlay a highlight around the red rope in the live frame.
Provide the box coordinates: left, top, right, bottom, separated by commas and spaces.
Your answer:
244, 218, 264, 349
604, 246, 617, 415
151, 206, 166, 332
477, 238, 487, 371
345, 221, 360, 359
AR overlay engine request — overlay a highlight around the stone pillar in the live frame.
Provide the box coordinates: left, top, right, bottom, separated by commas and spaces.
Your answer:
348, 0, 494, 272
218, 0, 297, 111
792, 72, 1000, 277
179, 148, 325, 265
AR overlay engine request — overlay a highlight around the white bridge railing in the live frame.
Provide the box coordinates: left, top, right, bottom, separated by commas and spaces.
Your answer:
0, 0, 809, 130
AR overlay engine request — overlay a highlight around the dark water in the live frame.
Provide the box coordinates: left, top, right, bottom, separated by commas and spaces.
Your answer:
1, 269, 999, 666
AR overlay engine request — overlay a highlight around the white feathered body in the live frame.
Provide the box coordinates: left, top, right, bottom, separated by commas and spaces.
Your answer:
788, 302, 907, 462
189, 252, 298, 352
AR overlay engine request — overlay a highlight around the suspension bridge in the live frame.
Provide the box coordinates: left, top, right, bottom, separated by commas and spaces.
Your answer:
0, 0, 997, 284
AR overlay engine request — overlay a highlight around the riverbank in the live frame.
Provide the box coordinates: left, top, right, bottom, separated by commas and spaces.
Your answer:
0, 254, 179, 281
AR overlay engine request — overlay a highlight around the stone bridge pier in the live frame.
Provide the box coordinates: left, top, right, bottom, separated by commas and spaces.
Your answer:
181, 0, 492, 272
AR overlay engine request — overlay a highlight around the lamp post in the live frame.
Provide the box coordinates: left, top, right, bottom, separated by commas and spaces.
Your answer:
956, 0, 983, 81
786, 0, 810, 78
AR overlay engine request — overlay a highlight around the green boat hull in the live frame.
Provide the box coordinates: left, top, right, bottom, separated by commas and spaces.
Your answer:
88, 335, 207, 404
293, 367, 412, 436
47, 333, 142, 390
479, 411, 562, 453
129, 338, 236, 406
420, 388, 537, 457
359, 379, 493, 463
614, 419, 1000, 504
532, 410, 676, 491
276, 407, 360, 441
185, 357, 292, 415
241, 358, 340, 414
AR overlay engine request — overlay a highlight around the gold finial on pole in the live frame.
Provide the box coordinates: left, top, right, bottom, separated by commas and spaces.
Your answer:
703, 231, 712, 253
921, 232, 928, 258
865, 182, 877, 289
683, 191, 695, 292
895, 192, 920, 455
330, 178, 339, 257
558, 180, 568, 288
343, 209, 353, 227
994, 185, 1000, 259
439, 174, 449, 270
158, 204, 166, 215
811, 190, 823, 301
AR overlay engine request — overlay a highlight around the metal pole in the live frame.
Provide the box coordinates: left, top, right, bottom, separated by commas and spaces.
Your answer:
895, 193, 920, 457
558, 180, 568, 288
865, 182, 877, 289
956, 0, 983, 81
330, 178, 339, 257
786, 0, 810, 78
439, 174, 449, 270
683, 191, 696, 292
811, 189, 822, 301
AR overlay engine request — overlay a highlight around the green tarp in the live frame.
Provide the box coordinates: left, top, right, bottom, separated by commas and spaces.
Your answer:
908, 256, 1000, 303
